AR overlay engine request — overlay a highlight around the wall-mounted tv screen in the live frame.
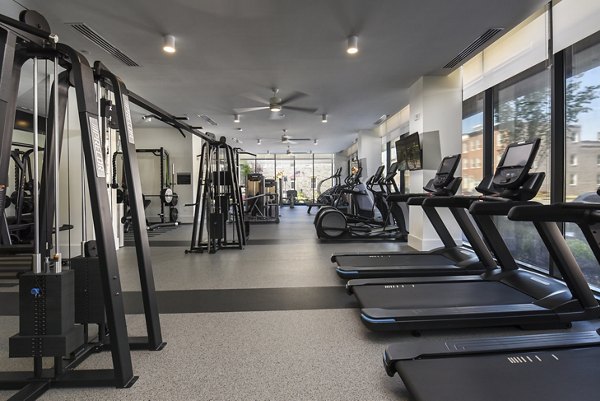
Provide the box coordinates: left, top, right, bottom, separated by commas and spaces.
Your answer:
395, 138, 408, 171
396, 132, 422, 171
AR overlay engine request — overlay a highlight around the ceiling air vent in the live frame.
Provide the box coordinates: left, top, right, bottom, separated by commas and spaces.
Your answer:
66, 22, 140, 67
443, 28, 504, 69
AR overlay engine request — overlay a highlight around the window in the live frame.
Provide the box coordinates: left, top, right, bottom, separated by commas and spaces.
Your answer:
475, 158, 481, 168
256, 156, 275, 179
461, 93, 484, 195
314, 154, 335, 202
569, 154, 578, 166
565, 31, 600, 288
569, 173, 578, 186
568, 130, 580, 142
493, 64, 551, 271
294, 156, 313, 204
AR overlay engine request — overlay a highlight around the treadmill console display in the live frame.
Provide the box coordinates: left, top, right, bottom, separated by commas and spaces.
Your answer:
432, 154, 461, 188
384, 162, 399, 182
493, 139, 540, 189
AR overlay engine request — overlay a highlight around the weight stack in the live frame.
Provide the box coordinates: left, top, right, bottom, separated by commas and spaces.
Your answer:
10, 271, 84, 358
71, 256, 106, 325
209, 213, 224, 238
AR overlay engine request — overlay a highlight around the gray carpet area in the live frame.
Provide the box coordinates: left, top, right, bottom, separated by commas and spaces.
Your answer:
1, 206, 592, 400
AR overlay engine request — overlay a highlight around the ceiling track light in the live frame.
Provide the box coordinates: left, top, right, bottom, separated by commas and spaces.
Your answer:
321, 114, 328, 123
234, 114, 240, 123
314, 139, 318, 145
163, 35, 176, 53
257, 139, 262, 145
347, 35, 358, 54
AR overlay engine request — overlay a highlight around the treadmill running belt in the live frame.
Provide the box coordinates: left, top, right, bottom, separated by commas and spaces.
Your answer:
396, 347, 600, 401
355, 281, 535, 309
336, 253, 453, 267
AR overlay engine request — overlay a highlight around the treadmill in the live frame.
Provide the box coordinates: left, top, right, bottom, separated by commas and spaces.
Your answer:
383, 195, 600, 401
348, 139, 600, 332
333, 154, 497, 279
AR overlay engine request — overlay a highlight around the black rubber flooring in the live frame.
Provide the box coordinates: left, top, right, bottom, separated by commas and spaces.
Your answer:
0, 286, 357, 316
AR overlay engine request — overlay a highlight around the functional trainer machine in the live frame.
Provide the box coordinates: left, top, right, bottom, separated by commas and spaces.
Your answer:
0, 10, 211, 399
0, 11, 142, 398
187, 137, 247, 254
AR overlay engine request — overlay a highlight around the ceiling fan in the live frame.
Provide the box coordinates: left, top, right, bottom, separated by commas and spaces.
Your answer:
234, 88, 318, 120
286, 146, 312, 155
280, 129, 311, 145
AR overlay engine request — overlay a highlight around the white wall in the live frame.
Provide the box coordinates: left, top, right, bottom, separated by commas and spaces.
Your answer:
357, 131, 381, 179
407, 71, 463, 251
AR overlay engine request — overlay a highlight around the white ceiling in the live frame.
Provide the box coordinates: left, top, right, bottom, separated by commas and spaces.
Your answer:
6, 0, 546, 153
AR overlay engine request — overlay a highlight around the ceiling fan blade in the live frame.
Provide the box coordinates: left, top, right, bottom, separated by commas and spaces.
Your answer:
287, 140, 298, 145
234, 106, 269, 113
241, 93, 270, 105
291, 138, 312, 141
269, 111, 284, 120
284, 105, 318, 113
280, 91, 307, 105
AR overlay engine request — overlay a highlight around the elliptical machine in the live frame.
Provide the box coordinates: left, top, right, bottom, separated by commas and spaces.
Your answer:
314, 164, 407, 240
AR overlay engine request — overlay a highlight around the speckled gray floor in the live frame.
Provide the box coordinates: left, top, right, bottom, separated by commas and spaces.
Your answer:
1, 207, 595, 400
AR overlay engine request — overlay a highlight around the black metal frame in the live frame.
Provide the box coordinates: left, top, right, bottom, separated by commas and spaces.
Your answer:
0, 11, 173, 400
94, 62, 165, 352
0, 20, 136, 397
188, 139, 246, 254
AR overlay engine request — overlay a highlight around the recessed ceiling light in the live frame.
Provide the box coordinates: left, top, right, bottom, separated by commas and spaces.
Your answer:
163, 35, 176, 53
321, 114, 328, 123
347, 35, 358, 54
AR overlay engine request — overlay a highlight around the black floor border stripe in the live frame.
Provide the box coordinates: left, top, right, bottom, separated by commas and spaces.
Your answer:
124, 239, 319, 247
0, 286, 357, 316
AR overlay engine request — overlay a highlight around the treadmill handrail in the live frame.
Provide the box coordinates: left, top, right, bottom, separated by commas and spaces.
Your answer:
470, 200, 541, 216
422, 195, 482, 208
509, 203, 600, 223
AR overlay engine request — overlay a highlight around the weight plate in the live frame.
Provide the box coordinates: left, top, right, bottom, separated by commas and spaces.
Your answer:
169, 207, 179, 222
161, 187, 174, 205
